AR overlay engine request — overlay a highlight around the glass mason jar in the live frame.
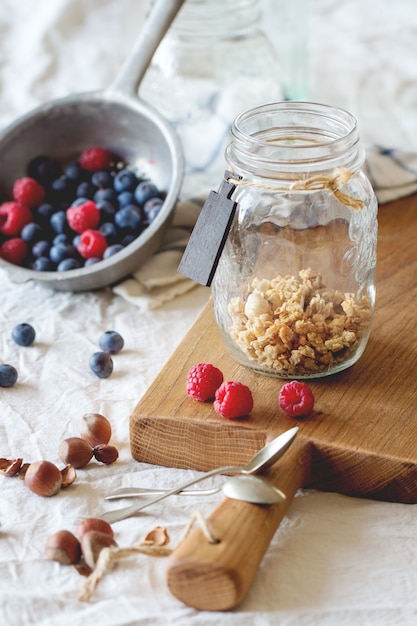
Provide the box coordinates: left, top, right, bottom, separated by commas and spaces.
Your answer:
139, 0, 283, 197
211, 101, 378, 379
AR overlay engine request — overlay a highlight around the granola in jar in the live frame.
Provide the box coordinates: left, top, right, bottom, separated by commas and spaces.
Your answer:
227, 268, 372, 377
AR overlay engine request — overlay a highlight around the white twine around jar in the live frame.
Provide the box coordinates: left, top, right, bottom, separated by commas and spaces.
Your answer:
227, 167, 364, 210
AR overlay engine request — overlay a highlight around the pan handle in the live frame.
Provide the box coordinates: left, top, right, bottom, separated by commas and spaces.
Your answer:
166, 437, 312, 612
108, 0, 185, 97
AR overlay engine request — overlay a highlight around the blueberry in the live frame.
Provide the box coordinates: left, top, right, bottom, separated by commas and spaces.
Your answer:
71, 197, 89, 207
0, 364, 18, 387
32, 240, 51, 259
21, 222, 44, 243
89, 351, 113, 378
12, 323, 36, 346
76, 181, 97, 199
92, 170, 113, 188
103, 244, 124, 258
98, 330, 124, 354
117, 191, 136, 208
134, 181, 159, 205
35, 203, 55, 225
49, 242, 77, 264
64, 161, 87, 182
97, 201, 116, 222
113, 169, 138, 193
57, 258, 81, 271
32, 257, 56, 271
84, 257, 101, 266
53, 233, 69, 245
27, 155, 61, 184
99, 222, 118, 243
94, 188, 118, 205
50, 210, 68, 234
50, 177, 74, 201
143, 197, 163, 222
121, 233, 136, 246
115, 205, 143, 230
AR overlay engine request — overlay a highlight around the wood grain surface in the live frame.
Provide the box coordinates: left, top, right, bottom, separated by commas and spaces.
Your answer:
129, 193, 417, 610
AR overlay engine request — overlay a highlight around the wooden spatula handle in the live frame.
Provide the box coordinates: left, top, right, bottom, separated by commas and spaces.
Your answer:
166, 438, 311, 611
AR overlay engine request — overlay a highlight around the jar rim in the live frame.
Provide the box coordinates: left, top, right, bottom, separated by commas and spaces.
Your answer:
227, 101, 365, 177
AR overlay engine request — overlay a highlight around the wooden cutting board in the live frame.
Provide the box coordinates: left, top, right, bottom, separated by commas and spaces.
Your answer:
129, 193, 417, 611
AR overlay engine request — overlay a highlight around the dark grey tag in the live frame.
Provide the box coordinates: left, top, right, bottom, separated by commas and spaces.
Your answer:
178, 171, 240, 286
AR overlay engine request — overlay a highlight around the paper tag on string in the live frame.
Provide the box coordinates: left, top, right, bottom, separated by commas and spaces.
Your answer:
178, 171, 240, 286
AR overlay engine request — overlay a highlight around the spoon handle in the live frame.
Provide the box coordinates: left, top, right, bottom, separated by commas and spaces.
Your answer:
105, 486, 222, 500
109, 0, 186, 96
166, 438, 312, 612
101, 464, 240, 524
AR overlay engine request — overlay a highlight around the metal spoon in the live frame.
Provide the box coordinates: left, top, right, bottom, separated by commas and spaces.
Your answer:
106, 476, 285, 505
105, 475, 284, 501
101, 426, 298, 524
0, 0, 186, 292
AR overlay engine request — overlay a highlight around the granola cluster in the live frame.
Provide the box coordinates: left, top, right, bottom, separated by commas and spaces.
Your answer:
227, 268, 372, 376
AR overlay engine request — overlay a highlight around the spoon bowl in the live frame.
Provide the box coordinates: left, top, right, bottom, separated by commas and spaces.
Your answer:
222, 475, 285, 505
0, 0, 186, 292
101, 426, 298, 524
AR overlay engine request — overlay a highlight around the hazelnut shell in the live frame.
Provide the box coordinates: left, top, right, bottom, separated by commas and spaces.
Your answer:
81, 530, 117, 570
93, 444, 119, 465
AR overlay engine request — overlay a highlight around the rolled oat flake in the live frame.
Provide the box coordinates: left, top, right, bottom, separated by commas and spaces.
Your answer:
209, 101, 378, 379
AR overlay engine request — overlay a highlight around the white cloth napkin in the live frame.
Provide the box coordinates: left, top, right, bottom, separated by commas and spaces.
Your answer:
365, 145, 417, 204
113, 145, 417, 309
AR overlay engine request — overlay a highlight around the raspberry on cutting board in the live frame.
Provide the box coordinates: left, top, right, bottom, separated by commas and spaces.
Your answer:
279, 380, 315, 418
186, 362, 224, 401
213, 381, 254, 419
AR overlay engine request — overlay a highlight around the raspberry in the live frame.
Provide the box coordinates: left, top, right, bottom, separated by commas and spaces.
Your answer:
66, 200, 100, 233
0, 238, 28, 265
0, 201, 33, 236
213, 381, 254, 419
79, 147, 114, 172
77, 229, 108, 259
12, 177, 45, 208
279, 380, 315, 418
186, 363, 224, 401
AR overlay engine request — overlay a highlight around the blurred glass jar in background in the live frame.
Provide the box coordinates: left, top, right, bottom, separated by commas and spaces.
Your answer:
139, 0, 284, 197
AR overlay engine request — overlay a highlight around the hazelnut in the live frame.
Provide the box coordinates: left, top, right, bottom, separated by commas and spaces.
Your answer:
79, 413, 112, 447
75, 517, 114, 540
93, 444, 119, 465
45, 530, 81, 565
24, 460, 62, 496
58, 437, 93, 469
81, 530, 117, 570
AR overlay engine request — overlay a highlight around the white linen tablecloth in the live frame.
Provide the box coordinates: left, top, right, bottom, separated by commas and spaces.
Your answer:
1, 1, 417, 625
